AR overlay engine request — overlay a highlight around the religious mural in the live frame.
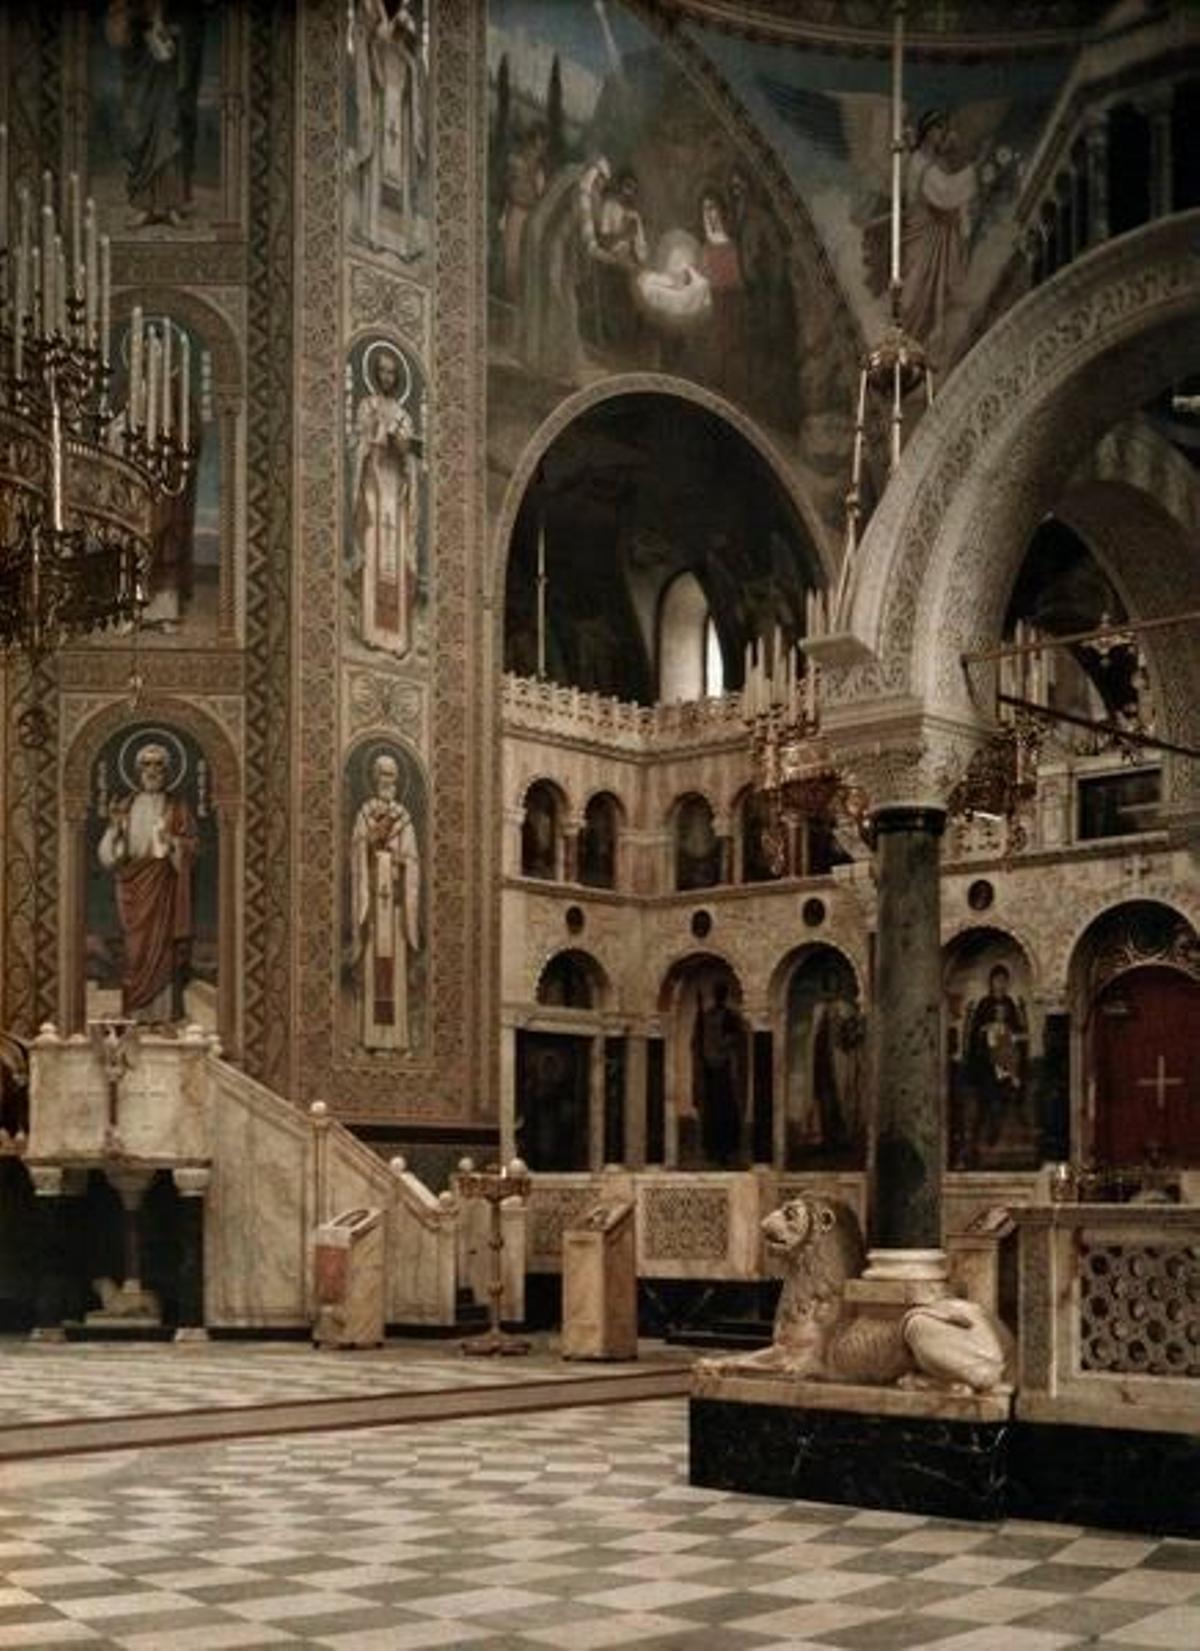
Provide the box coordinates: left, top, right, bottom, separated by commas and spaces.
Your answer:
945, 931, 1040, 1171
692, 26, 1071, 370
488, 0, 800, 431
107, 313, 220, 637
665, 959, 749, 1170
87, 3, 223, 237
85, 722, 219, 1027
344, 335, 428, 661
345, 0, 429, 263
342, 740, 426, 1057
783, 947, 866, 1171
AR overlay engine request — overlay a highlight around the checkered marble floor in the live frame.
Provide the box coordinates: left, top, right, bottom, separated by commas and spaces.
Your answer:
1, 1396, 1197, 1649
0, 1339, 681, 1428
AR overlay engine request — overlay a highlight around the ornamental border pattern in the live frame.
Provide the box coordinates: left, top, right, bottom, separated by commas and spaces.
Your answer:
292, 0, 342, 1103
241, 1, 295, 1088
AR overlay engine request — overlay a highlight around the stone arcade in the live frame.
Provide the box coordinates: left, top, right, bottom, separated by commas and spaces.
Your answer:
1, 0, 1199, 1641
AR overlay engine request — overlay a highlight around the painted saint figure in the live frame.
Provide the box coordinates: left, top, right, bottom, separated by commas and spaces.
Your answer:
97, 743, 199, 1022
964, 963, 1028, 1158
349, 0, 426, 252
692, 981, 747, 1167
105, 0, 188, 228
351, 753, 421, 1052
350, 346, 420, 655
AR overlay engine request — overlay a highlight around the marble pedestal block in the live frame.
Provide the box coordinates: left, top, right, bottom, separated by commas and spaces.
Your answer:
689, 1380, 1199, 1536
690, 1378, 1012, 1523
1007, 1421, 1200, 1538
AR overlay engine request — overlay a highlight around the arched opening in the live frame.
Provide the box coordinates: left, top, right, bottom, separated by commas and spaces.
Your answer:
579, 792, 621, 890
658, 571, 717, 702
521, 780, 565, 880
1069, 901, 1200, 1181
502, 392, 821, 702
658, 953, 750, 1170
517, 949, 611, 1173
674, 793, 720, 892
779, 945, 865, 1172
943, 928, 1043, 1173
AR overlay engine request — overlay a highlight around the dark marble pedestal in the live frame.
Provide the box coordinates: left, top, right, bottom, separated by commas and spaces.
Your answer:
1007, 1421, 1200, 1538
689, 1391, 1200, 1536
691, 1395, 1009, 1523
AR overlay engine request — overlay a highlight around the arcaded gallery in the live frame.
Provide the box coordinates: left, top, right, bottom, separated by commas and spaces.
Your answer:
0, 0, 1198, 1643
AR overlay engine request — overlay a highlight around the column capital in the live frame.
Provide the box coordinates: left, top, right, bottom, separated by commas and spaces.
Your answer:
828, 708, 988, 818
172, 1165, 212, 1198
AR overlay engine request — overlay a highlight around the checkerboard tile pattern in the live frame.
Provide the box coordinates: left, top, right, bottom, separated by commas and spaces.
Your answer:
1, 1398, 1197, 1649
0, 1340, 660, 1429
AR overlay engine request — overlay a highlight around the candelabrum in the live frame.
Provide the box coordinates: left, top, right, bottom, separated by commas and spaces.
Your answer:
742, 623, 867, 874
458, 1160, 532, 1357
0, 137, 192, 744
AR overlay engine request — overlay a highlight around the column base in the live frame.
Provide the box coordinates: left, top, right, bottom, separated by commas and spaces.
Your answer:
174, 1326, 210, 1343
28, 1325, 68, 1344
862, 1248, 948, 1282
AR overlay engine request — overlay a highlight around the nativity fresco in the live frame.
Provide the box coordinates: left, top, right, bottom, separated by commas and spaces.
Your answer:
345, 0, 429, 264
488, 0, 801, 434
691, 24, 1072, 370
344, 336, 428, 661
87, 3, 224, 238
342, 740, 426, 1058
85, 722, 219, 1029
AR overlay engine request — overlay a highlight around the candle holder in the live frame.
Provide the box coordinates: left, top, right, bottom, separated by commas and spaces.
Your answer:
458, 1160, 532, 1357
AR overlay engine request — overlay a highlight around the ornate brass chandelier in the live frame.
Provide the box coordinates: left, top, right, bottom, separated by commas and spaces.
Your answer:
0, 135, 192, 743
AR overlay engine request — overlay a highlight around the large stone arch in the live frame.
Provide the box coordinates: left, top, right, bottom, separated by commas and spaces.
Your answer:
840, 213, 1200, 726
490, 373, 836, 605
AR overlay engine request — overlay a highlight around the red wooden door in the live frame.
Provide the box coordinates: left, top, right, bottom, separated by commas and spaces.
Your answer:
1093, 966, 1200, 1165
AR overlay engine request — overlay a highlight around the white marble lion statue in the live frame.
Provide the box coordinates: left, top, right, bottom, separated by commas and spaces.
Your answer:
702, 1194, 1012, 1394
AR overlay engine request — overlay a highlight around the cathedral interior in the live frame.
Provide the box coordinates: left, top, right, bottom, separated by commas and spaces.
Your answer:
1, 0, 1199, 1644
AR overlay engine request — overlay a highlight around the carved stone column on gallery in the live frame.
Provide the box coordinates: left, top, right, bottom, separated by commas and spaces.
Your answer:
172, 1165, 212, 1341
499, 1017, 518, 1163
562, 816, 583, 885
866, 804, 948, 1283
624, 1032, 648, 1169
589, 1033, 606, 1172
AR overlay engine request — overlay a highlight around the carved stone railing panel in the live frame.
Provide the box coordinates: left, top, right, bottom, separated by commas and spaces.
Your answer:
1013, 1203, 1200, 1435
642, 1185, 730, 1263
1079, 1239, 1199, 1379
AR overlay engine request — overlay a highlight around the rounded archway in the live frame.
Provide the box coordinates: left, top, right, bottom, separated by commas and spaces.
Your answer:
841, 213, 1200, 732
502, 390, 824, 702
1068, 900, 1200, 1174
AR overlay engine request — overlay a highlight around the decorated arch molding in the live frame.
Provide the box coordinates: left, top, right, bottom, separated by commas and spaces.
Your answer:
62, 695, 243, 817
490, 373, 837, 601
841, 212, 1200, 718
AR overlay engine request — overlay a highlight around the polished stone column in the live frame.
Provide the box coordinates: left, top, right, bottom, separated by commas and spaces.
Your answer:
871, 806, 946, 1257
172, 1166, 211, 1342
29, 1165, 71, 1342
